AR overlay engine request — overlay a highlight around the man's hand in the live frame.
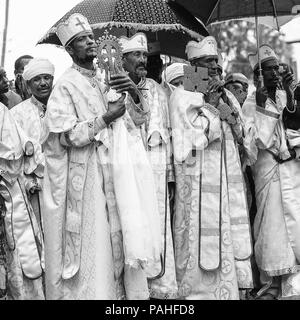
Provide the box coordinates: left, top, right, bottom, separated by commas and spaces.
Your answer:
204, 79, 224, 107
25, 141, 34, 157
274, 148, 296, 164
29, 183, 42, 194
256, 79, 268, 108
103, 93, 126, 125
282, 71, 294, 95
109, 73, 140, 102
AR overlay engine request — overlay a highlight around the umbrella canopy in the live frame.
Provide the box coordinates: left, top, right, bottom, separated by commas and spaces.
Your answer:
172, 0, 300, 28
37, 0, 209, 59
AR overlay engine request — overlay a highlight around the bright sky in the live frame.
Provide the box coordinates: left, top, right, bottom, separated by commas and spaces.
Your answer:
1, 0, 300, 81
0, 0, 82, 80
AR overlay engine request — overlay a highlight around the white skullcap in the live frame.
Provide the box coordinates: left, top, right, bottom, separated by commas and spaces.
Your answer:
119, 32, 148, 54
23, 58, 55, 81
248, 44, 278, 70
163, 63, 187, 83
186, 36, 218, 61
56, 13, 92, 46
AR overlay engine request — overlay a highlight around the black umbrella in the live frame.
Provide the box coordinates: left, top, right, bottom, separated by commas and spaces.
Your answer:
172, 0, 300, 81
37, 0, 209, 59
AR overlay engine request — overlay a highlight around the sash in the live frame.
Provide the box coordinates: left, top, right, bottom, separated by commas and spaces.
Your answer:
224, 125, 252, 261
2, 179, 43, 279
62, 146, 89, 279
199, 139, 222, 270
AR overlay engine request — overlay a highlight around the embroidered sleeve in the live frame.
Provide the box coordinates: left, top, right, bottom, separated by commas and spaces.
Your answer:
60, 118, 101, 147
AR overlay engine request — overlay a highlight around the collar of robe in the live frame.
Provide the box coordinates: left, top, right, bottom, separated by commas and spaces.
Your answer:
72, 63, 97, 78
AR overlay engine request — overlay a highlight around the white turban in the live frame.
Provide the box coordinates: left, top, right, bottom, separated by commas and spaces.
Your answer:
163, 63, 187, 83
23, 58, 55, 81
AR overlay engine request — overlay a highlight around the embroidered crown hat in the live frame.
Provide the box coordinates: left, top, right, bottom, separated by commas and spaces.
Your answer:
248, 44, 278, 70
119, 32, 148, 54
225, 72, 249, 86
56, 13, 93, 46
23, 58, 55, 81
185, 36, 218, 61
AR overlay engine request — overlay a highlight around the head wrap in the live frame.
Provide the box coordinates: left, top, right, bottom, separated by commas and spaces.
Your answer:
56, 13, 92, 46
248, 44, 278, 70
119, 32, 148, 54
225, 72, 249, 86
185, 36, 218, 61
162, 62, 187, 84
23, 58, 55, 81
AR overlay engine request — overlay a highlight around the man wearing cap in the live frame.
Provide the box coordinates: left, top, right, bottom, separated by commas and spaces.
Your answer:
11, 57, 54, 236
116, 32, 178, 299
169, 36, 253, 300
243, 44, 300, 299
42, 13, 152, 300
162, 62, 187, 99
225, 73, 249, 107
0, 101, 44, 300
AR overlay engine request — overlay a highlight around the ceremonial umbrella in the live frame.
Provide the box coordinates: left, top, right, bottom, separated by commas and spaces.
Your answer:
172, 0, 300, 79
37, 0, 209, 59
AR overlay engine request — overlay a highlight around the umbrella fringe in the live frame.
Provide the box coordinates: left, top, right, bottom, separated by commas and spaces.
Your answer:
37, 22, 204, 45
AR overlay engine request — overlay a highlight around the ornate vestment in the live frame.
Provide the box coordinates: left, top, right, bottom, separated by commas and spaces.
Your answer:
43, 64, 124, 300
170, 88, 253, 300
0, 102, 44, 300
243, 90, 300, 298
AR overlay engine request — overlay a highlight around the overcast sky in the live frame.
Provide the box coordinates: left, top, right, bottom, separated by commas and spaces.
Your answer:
1, 0, 300, 80
0, 0, 82, 80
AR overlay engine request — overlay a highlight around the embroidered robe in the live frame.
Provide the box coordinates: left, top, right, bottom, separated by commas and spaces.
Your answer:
0, 102, 44, 300
242, 90, 300, 298
170, 88, 253, 300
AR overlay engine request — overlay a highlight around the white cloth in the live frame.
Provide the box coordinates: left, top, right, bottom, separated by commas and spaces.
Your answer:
163, 63, 186, 84
111, 119, 161, 273
23, 58, 55, 81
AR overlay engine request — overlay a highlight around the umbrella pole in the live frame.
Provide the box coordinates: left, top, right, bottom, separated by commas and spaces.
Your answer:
255, 0, 264, 86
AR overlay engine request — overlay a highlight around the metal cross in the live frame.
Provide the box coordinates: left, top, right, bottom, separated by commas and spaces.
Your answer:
101, 44, 118, 73
75, 17, 87, 30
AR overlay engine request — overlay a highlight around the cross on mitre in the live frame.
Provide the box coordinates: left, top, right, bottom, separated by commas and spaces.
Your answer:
264, 49, 272, 56
138, 36, 146, 46
75, 17, 87, 31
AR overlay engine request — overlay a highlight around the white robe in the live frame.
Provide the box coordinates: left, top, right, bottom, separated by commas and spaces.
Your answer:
170, 88, 253, 300
43, 64, 160, 300
242, 90, 300, 298
0, 102, 44, 300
